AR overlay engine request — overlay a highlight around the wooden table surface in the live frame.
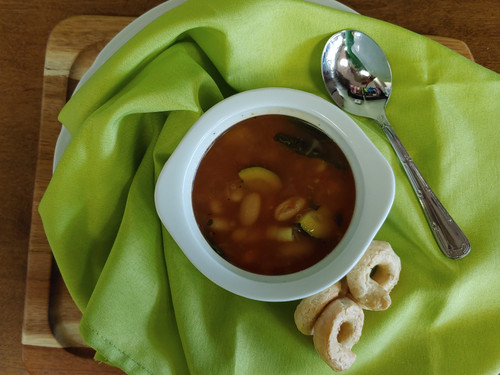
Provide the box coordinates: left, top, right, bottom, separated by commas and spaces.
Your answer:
0, 0, 498, 374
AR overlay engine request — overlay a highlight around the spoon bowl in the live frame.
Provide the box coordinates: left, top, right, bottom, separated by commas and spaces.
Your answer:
321, 30, 470, 259
322, 30, 391, 122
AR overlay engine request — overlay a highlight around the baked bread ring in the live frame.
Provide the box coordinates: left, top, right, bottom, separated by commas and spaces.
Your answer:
313, 297, 364, 372
294, 279, 348, 335
346, 240, 401, 311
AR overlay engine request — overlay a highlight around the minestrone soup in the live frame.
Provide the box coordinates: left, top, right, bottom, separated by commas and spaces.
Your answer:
192, 114, 356, 275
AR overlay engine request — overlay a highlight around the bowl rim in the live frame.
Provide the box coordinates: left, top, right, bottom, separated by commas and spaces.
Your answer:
154, 87, 394, 301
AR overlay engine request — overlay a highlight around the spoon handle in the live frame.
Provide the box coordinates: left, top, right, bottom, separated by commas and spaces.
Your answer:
378, 117, 470, 259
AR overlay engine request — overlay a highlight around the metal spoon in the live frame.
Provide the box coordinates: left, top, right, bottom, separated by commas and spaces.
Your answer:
321, 29, 470, 259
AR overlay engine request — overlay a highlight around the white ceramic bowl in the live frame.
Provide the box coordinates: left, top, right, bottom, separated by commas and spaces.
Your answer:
155, 88, 394, 302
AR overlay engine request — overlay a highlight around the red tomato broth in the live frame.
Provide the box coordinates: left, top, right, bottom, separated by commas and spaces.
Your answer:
192, 114, 356, 275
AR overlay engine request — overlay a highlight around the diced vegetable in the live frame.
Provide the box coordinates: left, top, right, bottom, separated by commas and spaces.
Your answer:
267, 226, 295, 242
226, 181, 244, 202
238, 166, 282, 193
299, 207, 334, 239
207, 217, 232, 231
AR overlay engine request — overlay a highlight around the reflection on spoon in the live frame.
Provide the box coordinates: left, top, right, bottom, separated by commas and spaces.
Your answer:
321, 29, 470, 259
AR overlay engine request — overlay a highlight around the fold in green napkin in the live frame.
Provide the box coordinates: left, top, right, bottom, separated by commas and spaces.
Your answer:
39, 0, 500, 373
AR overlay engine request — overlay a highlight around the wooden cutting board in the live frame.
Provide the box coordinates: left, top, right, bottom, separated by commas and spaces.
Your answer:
22, 15, 474, 374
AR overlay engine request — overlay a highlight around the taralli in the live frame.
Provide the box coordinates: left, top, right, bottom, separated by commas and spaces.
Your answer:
293, 240, 401, 371
294, 279, 348, 335
346, 240, 401, 311
312, 297, 364, 372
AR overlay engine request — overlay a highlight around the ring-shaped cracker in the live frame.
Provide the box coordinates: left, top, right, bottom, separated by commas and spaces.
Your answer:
313, 297, 364, 372
294, 279, 348, 335
346, 240, 401, 311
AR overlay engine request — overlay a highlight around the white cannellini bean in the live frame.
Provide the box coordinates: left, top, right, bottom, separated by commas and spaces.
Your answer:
239, 192, 261, 226
274, 196, 306, 222
209, 199, 224, 214
231, 227, 262, 243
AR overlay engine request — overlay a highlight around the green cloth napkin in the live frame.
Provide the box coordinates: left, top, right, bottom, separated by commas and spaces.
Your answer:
39, 0, 500, 373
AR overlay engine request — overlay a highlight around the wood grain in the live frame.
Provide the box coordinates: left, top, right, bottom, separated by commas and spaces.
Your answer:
20, 15, 476, 374
0, 3, 162, 373
22, 16, 133, 375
